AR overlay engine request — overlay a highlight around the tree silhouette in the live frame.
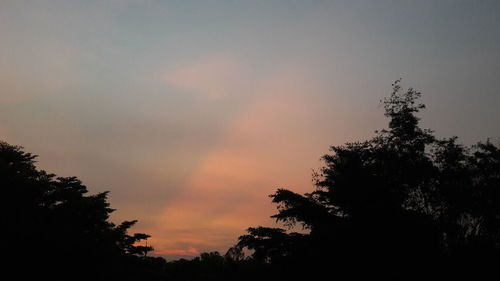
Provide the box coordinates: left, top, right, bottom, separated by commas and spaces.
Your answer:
2, 79, 498, 281
0, 141, 162, 281
236, 80, 500, 280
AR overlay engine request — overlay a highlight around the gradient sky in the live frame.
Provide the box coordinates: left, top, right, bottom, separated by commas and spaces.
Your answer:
1, 0, 500, 259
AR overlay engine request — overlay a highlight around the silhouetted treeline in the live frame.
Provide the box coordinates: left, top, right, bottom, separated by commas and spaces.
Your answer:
2, 80, 499, 280
233, 80, 500, 280
0, 141, 166, 281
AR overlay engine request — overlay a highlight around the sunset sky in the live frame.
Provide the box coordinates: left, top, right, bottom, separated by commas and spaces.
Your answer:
1, 0, 499, 259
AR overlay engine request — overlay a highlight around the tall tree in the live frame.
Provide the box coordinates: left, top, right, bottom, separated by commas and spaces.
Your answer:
0, 141, 158, 281
236, 80, 500, 279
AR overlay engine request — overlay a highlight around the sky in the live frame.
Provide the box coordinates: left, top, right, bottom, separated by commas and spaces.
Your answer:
1, 0, 499, 259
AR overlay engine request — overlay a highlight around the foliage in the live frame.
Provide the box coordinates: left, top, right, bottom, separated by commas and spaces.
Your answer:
236, 80, 500, 279
0, 141, 160, 280
2, 80, 498, 280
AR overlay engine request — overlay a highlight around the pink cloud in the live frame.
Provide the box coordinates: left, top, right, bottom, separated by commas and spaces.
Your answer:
148, 67, 344, 255
164, 54, 249, 99
155, 247, 199, 257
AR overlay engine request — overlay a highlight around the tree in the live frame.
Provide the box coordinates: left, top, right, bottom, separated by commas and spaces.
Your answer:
0, 141, 158, 281
236, 80, 500, 280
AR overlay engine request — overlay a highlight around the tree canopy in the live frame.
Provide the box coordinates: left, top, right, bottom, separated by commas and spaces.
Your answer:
2, 80, 499, 280
0, 141, 164, 281
236, 80, 500, 280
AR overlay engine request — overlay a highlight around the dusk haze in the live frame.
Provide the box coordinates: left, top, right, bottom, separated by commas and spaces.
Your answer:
1, 1, 500, 280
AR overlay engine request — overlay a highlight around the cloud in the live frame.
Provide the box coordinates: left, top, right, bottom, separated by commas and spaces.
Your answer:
155, 247, 199, 257
148, 67, 335, 255
0, 40, 80, 104
163, 54, 250, 99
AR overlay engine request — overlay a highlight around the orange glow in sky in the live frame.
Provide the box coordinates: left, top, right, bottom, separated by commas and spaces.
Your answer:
1, 1, 499, 260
